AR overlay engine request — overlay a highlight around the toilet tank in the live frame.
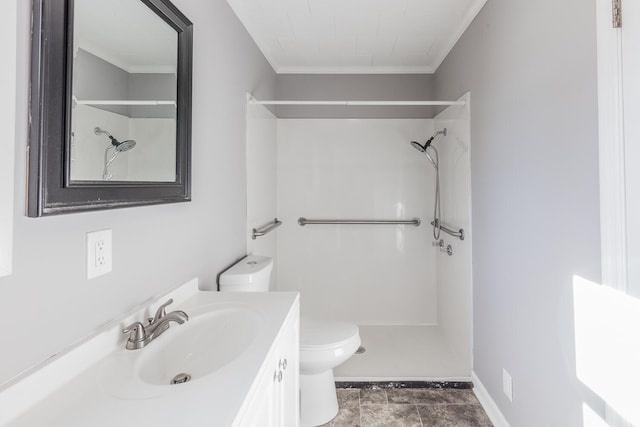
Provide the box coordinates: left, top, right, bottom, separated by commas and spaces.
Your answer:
219, 255, 273, 291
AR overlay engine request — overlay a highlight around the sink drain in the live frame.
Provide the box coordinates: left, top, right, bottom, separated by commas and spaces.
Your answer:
171, 373, 191, 384
355, 346, 366, 354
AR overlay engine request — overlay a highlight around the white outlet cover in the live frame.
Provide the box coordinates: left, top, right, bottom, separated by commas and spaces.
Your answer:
87, 229, 112, 279
503, 368, 513, 402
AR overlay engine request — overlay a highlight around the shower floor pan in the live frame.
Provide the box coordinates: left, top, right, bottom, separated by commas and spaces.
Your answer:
334, 325, 470, 381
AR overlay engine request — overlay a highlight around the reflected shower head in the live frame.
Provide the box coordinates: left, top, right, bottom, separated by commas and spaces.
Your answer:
94, 127, 136, 152
410, 140, 427, 152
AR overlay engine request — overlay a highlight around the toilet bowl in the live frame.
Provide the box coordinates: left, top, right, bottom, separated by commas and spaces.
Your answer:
219, 255, 360, 426
300, 318, 361, 426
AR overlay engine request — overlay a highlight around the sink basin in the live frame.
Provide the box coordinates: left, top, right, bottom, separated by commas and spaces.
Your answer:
137, 306, 261, 385
100, 304, 262, 398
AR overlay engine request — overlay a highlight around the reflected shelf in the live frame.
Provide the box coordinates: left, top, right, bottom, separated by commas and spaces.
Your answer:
72, 97, 176, 107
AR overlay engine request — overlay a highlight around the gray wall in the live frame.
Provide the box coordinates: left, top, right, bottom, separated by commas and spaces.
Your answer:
74, 49, 131, 116
74, 49, 177, 118
434, 0, 605, 425
276, 74, 436, 118
0, 0, 275, 386
129, 73, 177, 118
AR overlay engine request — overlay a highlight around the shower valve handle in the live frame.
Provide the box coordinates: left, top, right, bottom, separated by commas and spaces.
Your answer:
440, 245, 453, 256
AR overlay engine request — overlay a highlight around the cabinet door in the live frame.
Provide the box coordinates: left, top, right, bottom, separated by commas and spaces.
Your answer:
274, 308, 300, 427
236, 364, 276, 427
234, 301, 300, 427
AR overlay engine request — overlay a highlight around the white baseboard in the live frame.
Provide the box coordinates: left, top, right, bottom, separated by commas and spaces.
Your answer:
471, 371, 511, 427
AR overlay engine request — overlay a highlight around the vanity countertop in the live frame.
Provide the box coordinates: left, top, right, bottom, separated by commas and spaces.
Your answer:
0, 280, 299, 427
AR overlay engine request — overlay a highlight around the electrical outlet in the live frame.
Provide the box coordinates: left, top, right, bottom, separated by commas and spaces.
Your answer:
87, 229, 112, 279
95, 240, 106, 266
503, 368, 513, 402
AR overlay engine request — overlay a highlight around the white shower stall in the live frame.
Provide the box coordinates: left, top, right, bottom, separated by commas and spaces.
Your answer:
246, 93, 472, 381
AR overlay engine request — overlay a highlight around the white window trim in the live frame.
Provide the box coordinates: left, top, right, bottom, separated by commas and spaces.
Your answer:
596, 1, 632, 426
596, 0, 627, 292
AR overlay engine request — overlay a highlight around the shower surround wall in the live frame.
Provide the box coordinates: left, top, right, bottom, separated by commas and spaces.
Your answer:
433, 93, 473, 368
268, 100, 472, 379
277, 119, 438, 325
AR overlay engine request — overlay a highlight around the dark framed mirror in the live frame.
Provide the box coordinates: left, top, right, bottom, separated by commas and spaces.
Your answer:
28, 0, 192, 217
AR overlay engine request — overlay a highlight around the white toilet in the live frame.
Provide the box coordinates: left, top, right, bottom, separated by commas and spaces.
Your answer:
219, 255, 361, 427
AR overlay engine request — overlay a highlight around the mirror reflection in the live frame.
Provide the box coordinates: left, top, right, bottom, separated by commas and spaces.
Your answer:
70, 0, 178, 182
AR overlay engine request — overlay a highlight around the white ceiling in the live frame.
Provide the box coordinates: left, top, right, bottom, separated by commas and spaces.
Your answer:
75, 0, 177, 73
226, 0, 487, 74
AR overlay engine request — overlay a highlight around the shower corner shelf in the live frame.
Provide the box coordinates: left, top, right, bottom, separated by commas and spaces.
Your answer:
246, 92, 466, 107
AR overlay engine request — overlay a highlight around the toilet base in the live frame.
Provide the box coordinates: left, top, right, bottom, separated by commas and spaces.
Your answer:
300, 369, 339, 427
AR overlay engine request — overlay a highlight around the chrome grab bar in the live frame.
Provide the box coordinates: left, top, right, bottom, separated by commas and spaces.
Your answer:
252, 218, 283, 240
298, 217, 421, 226
430, 219, 465, 240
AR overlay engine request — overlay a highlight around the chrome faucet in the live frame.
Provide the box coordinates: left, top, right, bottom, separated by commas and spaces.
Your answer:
122, 299, 188, 350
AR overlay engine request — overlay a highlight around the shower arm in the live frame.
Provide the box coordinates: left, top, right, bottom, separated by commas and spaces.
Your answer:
95, 127, 112, 138
425, 129, 447, 147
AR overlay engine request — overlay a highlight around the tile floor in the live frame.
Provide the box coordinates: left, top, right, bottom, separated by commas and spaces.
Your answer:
319, 387, 493, 427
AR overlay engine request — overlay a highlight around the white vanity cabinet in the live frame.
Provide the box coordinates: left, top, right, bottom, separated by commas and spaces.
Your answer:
0, 282, 300, 427
235, 302, 300, 427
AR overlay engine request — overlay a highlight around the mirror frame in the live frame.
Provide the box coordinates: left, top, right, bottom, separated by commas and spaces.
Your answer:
28, 0, 193, 217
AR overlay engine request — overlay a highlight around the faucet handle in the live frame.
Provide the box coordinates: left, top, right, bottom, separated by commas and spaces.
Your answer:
123, 322, 147, 343
152, 298, 174, 323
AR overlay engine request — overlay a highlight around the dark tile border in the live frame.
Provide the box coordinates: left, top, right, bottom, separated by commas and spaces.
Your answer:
336, 381, 473, 390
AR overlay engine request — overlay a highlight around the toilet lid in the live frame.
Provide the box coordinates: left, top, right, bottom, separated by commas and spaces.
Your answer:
300, 318, 359, 350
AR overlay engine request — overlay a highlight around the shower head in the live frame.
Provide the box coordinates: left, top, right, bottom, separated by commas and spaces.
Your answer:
115, 140, 136, 152
94, 127, 136, 152
409, 128, 447, 153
